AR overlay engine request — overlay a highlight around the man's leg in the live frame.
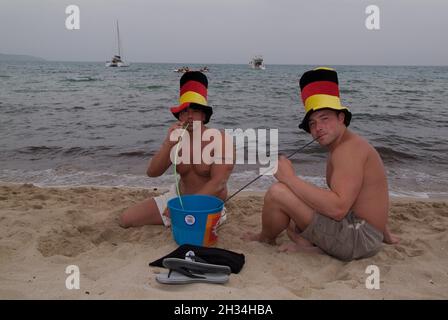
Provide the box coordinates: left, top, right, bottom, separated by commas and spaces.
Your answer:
243, 182, 316, 245
119, 198, 164, 228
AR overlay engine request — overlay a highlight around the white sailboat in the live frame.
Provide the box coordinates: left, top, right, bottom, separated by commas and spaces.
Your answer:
106, 20, 129, 67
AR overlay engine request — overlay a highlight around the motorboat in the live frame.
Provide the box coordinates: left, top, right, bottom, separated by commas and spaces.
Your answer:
249, 55, 265, 70
173, 66, 190, 73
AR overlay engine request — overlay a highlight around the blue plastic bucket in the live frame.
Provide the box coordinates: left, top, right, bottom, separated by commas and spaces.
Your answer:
167, 195, 224, 247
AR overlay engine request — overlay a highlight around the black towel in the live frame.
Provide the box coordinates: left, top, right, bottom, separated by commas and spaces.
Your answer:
149, 244, 245, 274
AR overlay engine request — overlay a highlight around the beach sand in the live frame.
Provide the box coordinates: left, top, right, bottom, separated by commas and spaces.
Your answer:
0, 183, 447, 299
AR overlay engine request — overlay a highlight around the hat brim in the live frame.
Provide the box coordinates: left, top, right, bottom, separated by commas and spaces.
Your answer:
299, 106, 352, 133
170, 102, 213, 124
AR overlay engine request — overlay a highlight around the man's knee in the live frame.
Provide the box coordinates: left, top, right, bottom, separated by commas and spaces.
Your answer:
265, 182, 290, 203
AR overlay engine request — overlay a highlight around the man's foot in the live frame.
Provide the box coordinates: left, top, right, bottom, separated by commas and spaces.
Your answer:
383, 232, 400, 244
383, 225, 400, 244
241, 232, 276, 245
286, 223, 314, 246
279, 222, 323, 254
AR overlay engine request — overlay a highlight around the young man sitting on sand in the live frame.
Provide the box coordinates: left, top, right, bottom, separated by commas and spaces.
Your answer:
244, 67, 399, 261
119, 71, 234, 228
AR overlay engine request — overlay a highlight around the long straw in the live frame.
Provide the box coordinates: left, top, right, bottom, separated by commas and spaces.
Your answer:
223, 137, 318, 204
174, 123, 189, 209
173, 132, 317, 211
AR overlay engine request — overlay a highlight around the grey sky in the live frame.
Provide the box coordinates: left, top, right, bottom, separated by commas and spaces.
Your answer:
1, 0, 447, 65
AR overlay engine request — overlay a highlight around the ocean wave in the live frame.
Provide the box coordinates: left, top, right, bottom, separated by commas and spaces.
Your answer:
145, 85, 166, 90
389, 190, 431, 198
0, 167, 446, 198
16, 145, 114, 157
219, 120, 240, 126
129, 84, 166, 91
117, 150, 149, 157
63, 76, 103, 82
17, 146, 62, 155
375, 146, 418, 163
347, 79, 368, 84
13, 89, 51, 93
340, 89, 360, 94
141, 123, 164, 129
0, 168, 175, 189
391, 89, 426, 95
354, 111, 432, 124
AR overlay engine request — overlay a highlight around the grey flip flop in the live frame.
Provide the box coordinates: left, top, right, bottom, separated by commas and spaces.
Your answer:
156, 270, 229, 285
163, 258, 231, 275
155, 257, 231, 285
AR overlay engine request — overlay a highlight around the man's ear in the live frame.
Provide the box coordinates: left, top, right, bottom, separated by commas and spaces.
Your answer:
337, 111, 346, 124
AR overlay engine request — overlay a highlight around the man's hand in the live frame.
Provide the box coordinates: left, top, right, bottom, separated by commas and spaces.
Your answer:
162, 207, 170, 218
164, 121, 187, 147
147, 121, 188, 177
274, 155, 296, 184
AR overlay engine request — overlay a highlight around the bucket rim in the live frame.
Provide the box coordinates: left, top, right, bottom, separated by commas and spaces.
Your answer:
167, 194, 224, 214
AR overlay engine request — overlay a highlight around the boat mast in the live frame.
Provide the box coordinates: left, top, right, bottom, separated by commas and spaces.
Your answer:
116, 20, 121, 57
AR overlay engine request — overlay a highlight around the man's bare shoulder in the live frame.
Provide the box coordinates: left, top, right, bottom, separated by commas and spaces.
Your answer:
332, 131, 371, 162
350, 132, 381, 158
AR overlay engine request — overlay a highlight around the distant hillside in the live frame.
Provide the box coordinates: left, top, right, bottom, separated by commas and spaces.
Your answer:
0, 53, 46, 62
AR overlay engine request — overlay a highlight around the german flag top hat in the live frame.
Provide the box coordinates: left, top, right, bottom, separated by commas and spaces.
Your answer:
298, 67, 351, 133
170, 71, 213, 124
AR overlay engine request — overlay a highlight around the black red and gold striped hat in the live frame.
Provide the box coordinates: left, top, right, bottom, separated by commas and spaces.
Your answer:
170, 71, 213, 124
298, 67, 351, 133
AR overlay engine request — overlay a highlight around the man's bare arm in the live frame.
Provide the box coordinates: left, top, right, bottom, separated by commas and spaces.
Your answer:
146, 141, 174, 177
281, 145, 364, 220
147, 121, 184, 177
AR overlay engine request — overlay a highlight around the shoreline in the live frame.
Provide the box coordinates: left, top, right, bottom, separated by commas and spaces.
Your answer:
1, 183, 447, 299
0, 181, 446, 201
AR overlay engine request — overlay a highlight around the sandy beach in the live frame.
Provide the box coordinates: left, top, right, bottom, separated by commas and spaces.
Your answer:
0, 183, 447, 299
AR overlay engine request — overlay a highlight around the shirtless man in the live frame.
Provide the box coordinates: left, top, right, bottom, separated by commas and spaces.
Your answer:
119, 71, 233, 228
244, 67, 399, 261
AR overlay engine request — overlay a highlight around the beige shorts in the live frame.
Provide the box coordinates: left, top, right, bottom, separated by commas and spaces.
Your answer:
300, 211, 384, 261
153, 184, 227, 227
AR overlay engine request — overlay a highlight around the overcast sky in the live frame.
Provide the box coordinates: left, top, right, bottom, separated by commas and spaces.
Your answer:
1, 0, 447, 65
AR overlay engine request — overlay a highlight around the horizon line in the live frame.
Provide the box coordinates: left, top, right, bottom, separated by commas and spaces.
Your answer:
1, 53, 447, 67
8, 60, 448, 68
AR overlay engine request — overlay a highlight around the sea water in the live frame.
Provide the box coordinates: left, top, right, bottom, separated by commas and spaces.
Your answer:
0, 61, 447, 198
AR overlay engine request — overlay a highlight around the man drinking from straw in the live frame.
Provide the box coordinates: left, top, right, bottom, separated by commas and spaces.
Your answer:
244, 67, 399, 261
120, 71, 234, 228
